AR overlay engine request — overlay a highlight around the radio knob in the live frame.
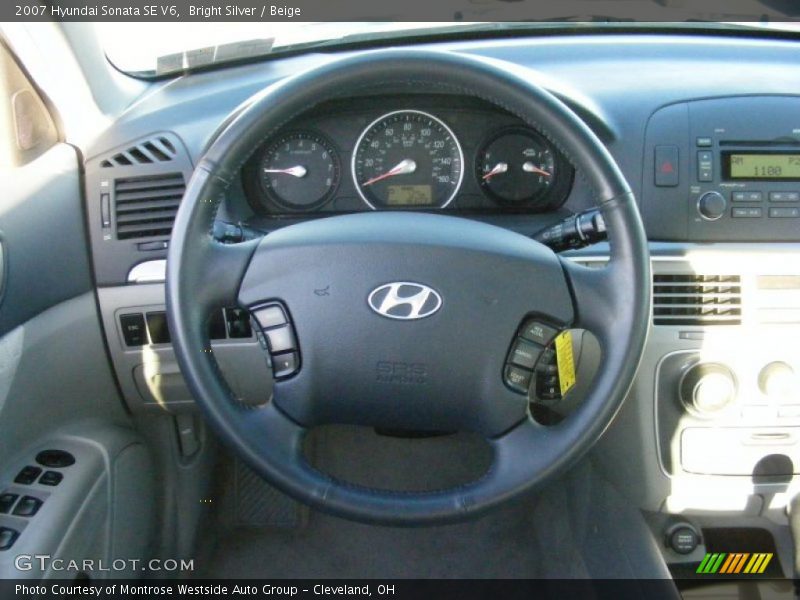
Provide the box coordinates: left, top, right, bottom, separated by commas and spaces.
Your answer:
680, 363, 736, 415
697, 192, 727, 221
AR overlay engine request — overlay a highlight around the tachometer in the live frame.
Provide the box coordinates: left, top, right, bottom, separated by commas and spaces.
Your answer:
352, 110, 463, 210
259, 131, 339, 211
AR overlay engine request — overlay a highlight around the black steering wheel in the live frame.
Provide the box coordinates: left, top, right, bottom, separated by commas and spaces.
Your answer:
166, 49, 650, 525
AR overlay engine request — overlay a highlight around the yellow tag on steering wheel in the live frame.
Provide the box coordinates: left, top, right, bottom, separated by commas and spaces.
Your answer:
554, 330, 576, 397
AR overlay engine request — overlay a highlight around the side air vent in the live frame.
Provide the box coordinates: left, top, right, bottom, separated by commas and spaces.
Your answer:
100, 136, 177, 168
653, 274, 742, 326
114, 173, 185, 240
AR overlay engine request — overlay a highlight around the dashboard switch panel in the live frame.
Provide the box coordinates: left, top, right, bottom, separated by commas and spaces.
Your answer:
119, 313, 146, 347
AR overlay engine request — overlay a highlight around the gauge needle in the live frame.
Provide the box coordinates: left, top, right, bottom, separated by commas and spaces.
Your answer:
361, 159, 417, 186
522, 162, 552, 177
482, 162, 508, 180
263, 165, 307, 178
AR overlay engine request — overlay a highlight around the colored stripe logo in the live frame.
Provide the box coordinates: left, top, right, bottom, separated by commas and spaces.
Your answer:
696, 553, 773, 574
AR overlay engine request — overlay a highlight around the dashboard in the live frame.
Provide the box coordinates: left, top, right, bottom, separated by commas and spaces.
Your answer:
80, 31, 800, 569
240, 96, 573, 215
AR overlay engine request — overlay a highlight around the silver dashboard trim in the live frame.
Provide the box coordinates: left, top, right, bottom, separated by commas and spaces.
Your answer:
128, 260, 167, 283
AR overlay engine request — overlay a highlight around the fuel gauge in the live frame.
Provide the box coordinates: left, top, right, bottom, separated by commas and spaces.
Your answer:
478, 128, 556, 206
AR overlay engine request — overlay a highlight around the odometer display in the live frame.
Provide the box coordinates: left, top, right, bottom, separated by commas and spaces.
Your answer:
352, 110, 464, 209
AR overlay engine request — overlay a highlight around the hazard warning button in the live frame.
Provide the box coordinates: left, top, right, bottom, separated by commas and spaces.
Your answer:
655, 145, 679, 187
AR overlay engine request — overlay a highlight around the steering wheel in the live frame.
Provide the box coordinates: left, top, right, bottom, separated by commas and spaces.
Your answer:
166, 49, 650, 525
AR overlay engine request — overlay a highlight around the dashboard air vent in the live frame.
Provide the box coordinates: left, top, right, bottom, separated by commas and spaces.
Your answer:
100, 136, 177, 168
114, 173, 185, 240
653, 274, 742, 326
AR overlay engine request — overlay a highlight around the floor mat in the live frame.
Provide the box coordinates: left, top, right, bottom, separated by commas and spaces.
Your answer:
201, 426, 543, 578
202, 494, 544, 579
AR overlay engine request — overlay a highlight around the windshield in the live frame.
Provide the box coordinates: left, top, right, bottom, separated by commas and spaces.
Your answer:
99, 18, 800, 78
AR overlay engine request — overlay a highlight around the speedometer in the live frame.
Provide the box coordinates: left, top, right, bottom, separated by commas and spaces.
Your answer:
352, 110, 464, 210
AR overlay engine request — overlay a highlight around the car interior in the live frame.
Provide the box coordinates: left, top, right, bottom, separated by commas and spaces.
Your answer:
2, 16, 800, 598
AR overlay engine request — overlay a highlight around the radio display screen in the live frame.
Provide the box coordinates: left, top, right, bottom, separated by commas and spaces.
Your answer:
725, 152, 800, 180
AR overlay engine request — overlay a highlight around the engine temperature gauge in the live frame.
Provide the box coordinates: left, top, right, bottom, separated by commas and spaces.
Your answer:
478, 128, 556, 206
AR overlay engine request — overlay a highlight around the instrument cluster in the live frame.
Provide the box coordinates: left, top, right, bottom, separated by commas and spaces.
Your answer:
242, 102, 574, 215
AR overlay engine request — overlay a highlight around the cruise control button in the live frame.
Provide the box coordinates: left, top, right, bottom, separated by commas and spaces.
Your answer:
265, 325, 296, 354
0, 494, 18, 514
271, 352, 298, 378
509, 339, 542, 370
13, 496, 43, 517
520, 321, 558, 346
0, 527, 19, 551
253, 305, 287, 330
505, 365, 532, 394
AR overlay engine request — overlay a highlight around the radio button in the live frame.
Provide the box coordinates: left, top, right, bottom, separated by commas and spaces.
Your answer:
769, 207, 800, 218
769, 191, 800, 202
697, 151, 713, 182
732, 191, 763, 202
696, 137, 712, 148
732, 207, 762, 218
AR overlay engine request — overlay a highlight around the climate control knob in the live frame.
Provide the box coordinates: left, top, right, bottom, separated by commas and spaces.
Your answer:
697, 192, 727, 221
680, 363, 736, 415
759, 362, 798, 402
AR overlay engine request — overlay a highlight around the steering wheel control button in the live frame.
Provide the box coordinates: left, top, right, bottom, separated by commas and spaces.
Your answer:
535, 348, 563, 402
0, 527, 19, 551
35, 450, 75, 469
520, 320, 558, 346
264, 326, 296, 354
0, 493, 18, 514
253, 305, 287, 330
119, 313, 146, 347
13, 496, 43, 517
271, 352, 299, 379
505, 365, 533, 394
509, 340, 542, 370
39, 471, 63, 486
252, 303, 301, 378
14, 466, 42, 485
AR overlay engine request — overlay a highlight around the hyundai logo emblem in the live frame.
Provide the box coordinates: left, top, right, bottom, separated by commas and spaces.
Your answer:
367, 282, 442, 320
